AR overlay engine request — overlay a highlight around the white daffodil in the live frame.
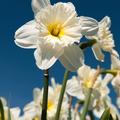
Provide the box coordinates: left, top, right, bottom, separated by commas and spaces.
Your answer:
23, 78, 68, 120
66, 65, 100, 100
86, 16, 115, 61
15, 0, 85, 71
77, 65, 100, 89
66, 65, 114, 119
15, 0, 100, 71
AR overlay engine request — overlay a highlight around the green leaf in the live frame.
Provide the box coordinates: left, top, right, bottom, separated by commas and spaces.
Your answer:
0, 99, 5, 120
100, 108, 110, 120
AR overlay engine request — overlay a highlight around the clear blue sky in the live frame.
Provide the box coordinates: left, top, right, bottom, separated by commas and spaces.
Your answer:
0, 0, 120, 110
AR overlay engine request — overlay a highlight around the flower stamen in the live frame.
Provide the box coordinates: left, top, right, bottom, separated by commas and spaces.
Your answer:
48, 23, 64, 37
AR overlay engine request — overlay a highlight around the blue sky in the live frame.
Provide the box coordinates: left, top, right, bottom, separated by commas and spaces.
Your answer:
0, 0, 120, 111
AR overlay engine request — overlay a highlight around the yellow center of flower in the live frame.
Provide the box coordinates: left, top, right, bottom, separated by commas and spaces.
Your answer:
47, 100, 55, 111
32, 116, 40, 120
48, 23, 64, 37
83, 79, 93, 88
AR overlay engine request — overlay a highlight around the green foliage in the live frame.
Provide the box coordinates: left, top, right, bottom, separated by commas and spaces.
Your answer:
100, 108, 110, 120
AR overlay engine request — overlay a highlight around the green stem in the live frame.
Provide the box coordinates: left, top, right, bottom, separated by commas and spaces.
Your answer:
41, 69, 49, 120
81, 88, 92, 120
55, 70, 70, 120
88, 111, 95, 120
101, 69, 117, 76
67, 107, 72, 120
67, 96, 72, 120
79, 39, 97, 49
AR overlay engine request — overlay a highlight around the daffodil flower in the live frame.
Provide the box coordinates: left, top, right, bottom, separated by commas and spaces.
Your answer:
23, 78, 68, 120
66, 65, 118, 119
15, 0, 99, 71
66, 65, 101, 100
86, 16, 115, 61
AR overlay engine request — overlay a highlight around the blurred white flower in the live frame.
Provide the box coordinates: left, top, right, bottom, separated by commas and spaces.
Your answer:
87, 16, 115, 61
0, 97, 21, 120
77, 65, 100, 89
66, 65, 101, 100
66, 65, 115, 119
23, 78, 68, 120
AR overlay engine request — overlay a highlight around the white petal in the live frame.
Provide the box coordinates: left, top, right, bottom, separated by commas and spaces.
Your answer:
102, 74, 114, 85
93, 107, 105, 118
34, 43, 64, 70
33, 88, 41, 104
92, 43, 104, 61
111, 49, 119, 58
59, 45, 84, 71
51, 77, 57, 90
116, 97, 120, 108
10, 107, 21, 119
32, 0, 50, 14
99, 16, 111, 28
79, 16, 98, 36
15, 20, 39, 49
111, 55, 120, 69
66, 77, 85, 100
77, 65, 91, 80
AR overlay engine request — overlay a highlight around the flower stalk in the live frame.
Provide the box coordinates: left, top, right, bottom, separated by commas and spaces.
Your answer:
67, 96, 72, 120
101, 69, 117, 76
41, 69, 49, 120
55, 70, 70, 120
79, 39, 97, 49
81, 88, 92, 120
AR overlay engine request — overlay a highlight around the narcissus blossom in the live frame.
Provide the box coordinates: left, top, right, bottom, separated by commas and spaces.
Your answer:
15, 0, 99, 71
66, 65, 119, 119
87, 16, 115, 61
23, 78, 68, 120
